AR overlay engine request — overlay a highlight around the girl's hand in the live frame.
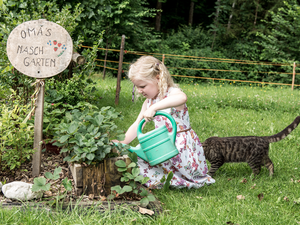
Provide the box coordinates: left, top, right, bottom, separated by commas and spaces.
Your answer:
143, 107, 156, 122
111, 140, 125, 144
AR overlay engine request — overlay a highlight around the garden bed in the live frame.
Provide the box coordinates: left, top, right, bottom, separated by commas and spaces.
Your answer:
0, 148, 162, 215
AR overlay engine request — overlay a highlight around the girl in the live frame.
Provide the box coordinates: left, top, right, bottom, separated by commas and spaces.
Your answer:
115, 56, 215, 189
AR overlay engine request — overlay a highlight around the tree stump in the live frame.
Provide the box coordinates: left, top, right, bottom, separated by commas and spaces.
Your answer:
70, 156, 131, 196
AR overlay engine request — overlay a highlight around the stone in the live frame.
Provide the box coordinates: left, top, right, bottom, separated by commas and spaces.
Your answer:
2, 181, 43, 201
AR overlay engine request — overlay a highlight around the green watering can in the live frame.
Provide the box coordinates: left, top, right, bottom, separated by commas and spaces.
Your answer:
114, 111, 179, 166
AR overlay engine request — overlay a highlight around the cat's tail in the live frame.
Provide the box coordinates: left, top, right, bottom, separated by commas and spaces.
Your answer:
267, 116, 300, 143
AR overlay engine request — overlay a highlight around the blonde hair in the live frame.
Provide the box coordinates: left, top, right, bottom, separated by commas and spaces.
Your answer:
128, 56, 176, 99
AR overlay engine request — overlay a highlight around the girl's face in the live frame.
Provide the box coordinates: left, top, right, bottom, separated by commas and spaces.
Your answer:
132, 78, 159, 99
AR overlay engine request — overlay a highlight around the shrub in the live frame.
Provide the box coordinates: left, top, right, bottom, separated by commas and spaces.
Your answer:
0, 92, 34, 170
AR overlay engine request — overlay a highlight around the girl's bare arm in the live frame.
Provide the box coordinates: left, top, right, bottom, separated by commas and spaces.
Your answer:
114, 99, 148, 144
143, 88, 187, 119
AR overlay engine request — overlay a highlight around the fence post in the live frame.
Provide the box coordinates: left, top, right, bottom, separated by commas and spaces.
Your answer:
292, 62, 296, 90
115, 35, 126, 105
162, 54, 165, 63
103, 39, 109, 80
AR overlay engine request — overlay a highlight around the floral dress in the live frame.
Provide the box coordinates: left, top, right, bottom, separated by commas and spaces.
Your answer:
137, 87, 215, 189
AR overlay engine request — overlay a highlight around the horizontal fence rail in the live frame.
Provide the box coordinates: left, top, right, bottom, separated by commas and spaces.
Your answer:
80, 45, 300, 88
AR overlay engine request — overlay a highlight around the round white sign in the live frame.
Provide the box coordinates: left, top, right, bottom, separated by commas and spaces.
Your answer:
6, 19, 73, 78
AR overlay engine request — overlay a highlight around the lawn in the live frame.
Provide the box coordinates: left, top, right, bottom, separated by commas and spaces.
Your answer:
1, 76, 300, 224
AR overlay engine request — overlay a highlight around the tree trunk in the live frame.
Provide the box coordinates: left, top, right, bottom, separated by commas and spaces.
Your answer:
155, 1, 162, 31
211, 0, 221, 50
254, 0, 259, 26
188, 1, 195, 26
227, 0, 236, 30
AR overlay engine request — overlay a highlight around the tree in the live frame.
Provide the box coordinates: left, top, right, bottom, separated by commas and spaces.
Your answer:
227, 0, 236, 30
255, 0, 300, 63
210, 0, 221, 50
155, 0, 163, 31
188, 0, 196, 26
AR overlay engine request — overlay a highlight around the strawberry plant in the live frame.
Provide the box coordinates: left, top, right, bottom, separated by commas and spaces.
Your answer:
32, 167, 73, 207
52, 105, 126, 164
108, 152, 174, 207
32, 167, 72, 193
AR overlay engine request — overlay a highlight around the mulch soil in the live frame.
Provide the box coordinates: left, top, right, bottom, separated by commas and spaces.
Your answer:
0, 147, 162, 214
0, 148, 76, 203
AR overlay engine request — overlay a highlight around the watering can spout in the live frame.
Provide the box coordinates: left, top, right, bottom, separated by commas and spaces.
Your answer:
112, 142, 147, 161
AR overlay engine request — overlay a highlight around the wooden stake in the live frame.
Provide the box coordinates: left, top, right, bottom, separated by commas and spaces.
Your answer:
32, 80, 45, 177
292, 62, 296, 90
162, 54, 165, 64
115, 35, 125, 105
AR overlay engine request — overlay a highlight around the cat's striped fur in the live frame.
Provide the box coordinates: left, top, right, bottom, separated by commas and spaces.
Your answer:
203, 116, 300, 176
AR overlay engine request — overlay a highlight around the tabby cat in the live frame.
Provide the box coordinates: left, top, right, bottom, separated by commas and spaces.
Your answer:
202, 116, 300, 177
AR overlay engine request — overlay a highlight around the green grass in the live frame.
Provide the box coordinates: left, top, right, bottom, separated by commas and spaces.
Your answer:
1, 76, 300, 224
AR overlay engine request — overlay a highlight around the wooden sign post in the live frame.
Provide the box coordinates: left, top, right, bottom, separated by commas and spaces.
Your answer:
6, 19, 73, 176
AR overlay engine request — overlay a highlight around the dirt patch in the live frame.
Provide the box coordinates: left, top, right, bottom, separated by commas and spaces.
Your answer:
0, 147, 75, 203
0, 149, 70, 185
0, 147, 163, 214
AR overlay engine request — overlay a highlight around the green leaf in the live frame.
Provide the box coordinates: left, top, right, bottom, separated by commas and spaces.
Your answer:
63, 155, 72, 162
160, 176, 166, 183
124, 172, 135, 180
60, 148, 69, 153
44, 171, 54, 179
62, 177, 72, 191
163, 171, 174, 192
128, 152, 138, 163
111, 185, 122, 193
127, 162, 136, 168
116, 134, 125, 141
122, 185, 133, 192
119, 189, 126, 194
87, 124, 95, 133
141, 177, 150, 184
140, 188, 148, 197
67, 121, 79, 134
91, 127, 99, 136
129, 180, 137, 189
58, 135, 70, 143
134, 175, 144, 182
90, 146, 98, 152
120, 177, 129, 182
131, 167, 140, 177
52, 167, 62, 180
115, 160, 126, 168
86, 153, 95, 160
140, 197, 149, 207
107, 194, 115, 200
94, 115, 104, 126
32, 177, 50, 192
117, 167, 128, 172
166, 171, 174, 182
147, 194, 156, 202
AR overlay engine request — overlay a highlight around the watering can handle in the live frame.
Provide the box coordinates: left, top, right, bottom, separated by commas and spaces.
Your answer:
137, 111, 177, 144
